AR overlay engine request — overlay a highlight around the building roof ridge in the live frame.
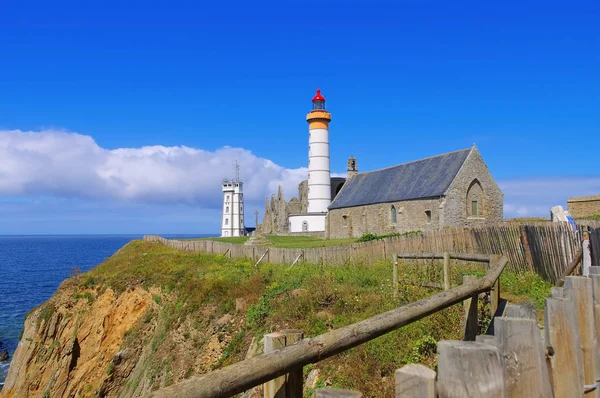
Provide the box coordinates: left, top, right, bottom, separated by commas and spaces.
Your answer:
358, 147, 472, 175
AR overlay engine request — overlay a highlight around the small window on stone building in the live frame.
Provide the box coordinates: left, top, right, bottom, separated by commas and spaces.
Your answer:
391, 205, 397, 224
342, 215, 348, 227
225, 218, 229, 225
226, 206, 229, 213
302, 221, 309, 232
425, 210, 432, 223
472, 201, 479, 217
226, 195, 230, 202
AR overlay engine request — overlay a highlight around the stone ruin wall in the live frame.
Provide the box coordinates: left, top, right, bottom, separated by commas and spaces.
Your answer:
568, 195, 600, 219
260, 183, 309, 234
260, 179, 344, 235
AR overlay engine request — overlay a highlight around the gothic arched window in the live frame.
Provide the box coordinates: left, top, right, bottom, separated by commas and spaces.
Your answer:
466, 179, 484, 217
391, 205, 397, 224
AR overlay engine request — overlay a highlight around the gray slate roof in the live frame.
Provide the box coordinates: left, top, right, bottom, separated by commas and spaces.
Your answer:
328, 148, 472, 210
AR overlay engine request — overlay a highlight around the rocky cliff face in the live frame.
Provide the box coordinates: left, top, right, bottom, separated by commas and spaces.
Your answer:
0, 281, 151, 398
0, 242, 262, 398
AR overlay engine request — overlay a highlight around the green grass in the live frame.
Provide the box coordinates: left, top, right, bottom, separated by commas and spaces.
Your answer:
194, 234, 357, 248
196, 236, 250, 244
264, 235, 357, 248
580, 215, 600, 221
69, 240, 552, 397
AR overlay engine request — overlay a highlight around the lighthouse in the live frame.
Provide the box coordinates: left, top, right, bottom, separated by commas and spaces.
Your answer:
307, 89, 332, 213
220, 161, 246, 237
288, 89, 332, 233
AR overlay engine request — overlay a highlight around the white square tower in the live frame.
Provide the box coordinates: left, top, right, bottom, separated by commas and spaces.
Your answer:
221, 163, 246, 237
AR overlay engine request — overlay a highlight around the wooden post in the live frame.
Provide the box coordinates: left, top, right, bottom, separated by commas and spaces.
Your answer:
565, 276, 597, 396
583, 238, 592, 277
589, 271, 600, 388
463, 275, 478, 341
520, 225, 535, 272
504, 302, 536, 320
281, 329, 304, 398
264, 332, 287, 398
315, 389, 362, 397
490, 255, 500, 316
264, 330, 305, 398
475, 335, 498, 346
437, 341, 504, 398
289, 252, 303, 269
443, 252, 450, 290
393, 254, 399, 298
395, 364, 436, 398
544, 296, 584, 397
494, 317, 552, 397
255, 249, 269, 268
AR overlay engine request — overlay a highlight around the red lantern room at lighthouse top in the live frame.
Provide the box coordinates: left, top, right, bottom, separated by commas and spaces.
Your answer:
312, 89, 326, 110
307, 89, 332, 127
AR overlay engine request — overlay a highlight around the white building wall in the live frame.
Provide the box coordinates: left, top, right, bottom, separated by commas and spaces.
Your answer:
289, 214, 326, 233
221, 182, 245, 237
307, 127, 331, 213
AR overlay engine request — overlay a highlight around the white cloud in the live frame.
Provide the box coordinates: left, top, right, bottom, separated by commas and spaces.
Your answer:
500, 176, 600, 218
0, 129, 308, 207
2, 129, 598, 221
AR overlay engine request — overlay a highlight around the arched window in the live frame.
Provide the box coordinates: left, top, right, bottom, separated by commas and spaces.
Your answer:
391, 205, 397, 224
302, 221, 309, 232
466, 179, 484, 217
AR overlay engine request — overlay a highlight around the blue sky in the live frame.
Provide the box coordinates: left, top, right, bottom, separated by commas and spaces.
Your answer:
0, 1, 599, 234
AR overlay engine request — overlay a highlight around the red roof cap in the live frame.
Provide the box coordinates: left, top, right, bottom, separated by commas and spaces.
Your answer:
312, 88, 325, 102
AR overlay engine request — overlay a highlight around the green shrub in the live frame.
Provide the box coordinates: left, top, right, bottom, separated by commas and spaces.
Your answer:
356, 230, 421, 242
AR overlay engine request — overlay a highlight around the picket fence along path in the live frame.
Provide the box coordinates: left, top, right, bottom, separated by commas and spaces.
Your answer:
144, 221, 598, 283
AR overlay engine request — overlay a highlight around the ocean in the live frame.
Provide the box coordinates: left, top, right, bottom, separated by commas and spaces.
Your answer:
0, 234, 209, 384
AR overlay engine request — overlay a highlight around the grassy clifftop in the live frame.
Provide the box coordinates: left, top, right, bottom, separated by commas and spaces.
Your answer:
4, 240, 552, 398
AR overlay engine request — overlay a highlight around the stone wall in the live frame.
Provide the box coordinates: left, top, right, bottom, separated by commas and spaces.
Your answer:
568, 195, 600, 219
442, 146, 503, 227
327, 198, 443, 238
260, 186, 292, 234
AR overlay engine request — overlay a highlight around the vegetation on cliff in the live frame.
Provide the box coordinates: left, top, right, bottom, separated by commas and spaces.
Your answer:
2, 241, 552, 398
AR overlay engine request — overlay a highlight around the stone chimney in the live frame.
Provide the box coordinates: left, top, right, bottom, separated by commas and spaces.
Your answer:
347, 156, 358, 178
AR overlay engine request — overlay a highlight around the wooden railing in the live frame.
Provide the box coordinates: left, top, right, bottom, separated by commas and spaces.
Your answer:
147, 256, 508, 398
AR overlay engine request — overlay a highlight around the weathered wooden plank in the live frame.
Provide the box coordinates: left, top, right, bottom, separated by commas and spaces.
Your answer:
443, 252, 450, 291
475, 334, 498, 346
315, 388, 362, 398
504, 302, 536, 320
565, 276, 597, 395
394, 364, 436, 398
583, 238, 592, 276
395, 252, 491, 263
280, 329, 304, 398
463, 275, 478, 341
544, 296, 584, 397
556, 247, 583, 287
590, 274, 600, 387
436, 341, 504, 398
494, 317, 552, 397
393, 255, 399, 298
264, 333, 287, 398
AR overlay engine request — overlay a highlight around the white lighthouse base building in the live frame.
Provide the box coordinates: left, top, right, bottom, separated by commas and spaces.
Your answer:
289, 213, 326, 233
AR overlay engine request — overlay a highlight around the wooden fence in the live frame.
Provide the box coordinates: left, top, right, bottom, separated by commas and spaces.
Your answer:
146, 257, 600, 397
144, 221, 597, 283
146, 256, 508, 398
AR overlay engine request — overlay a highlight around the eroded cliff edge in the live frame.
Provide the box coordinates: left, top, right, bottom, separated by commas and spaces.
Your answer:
1, 239, 469, 398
